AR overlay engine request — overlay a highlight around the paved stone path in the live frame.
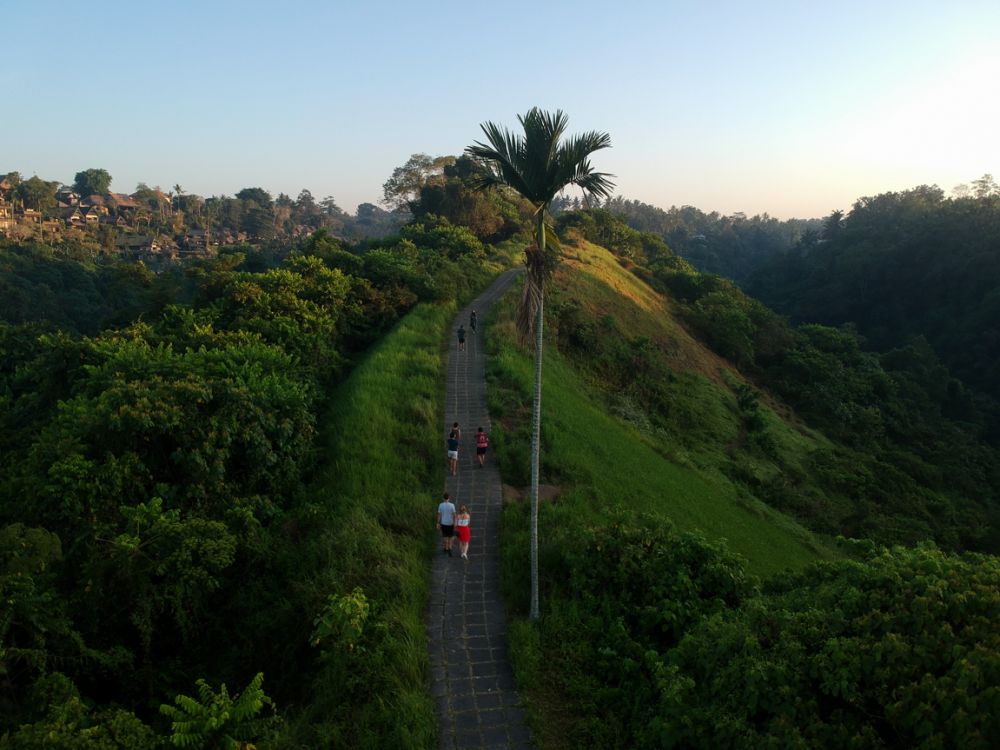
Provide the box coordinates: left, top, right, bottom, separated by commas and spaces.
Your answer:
427, 269, 535, 750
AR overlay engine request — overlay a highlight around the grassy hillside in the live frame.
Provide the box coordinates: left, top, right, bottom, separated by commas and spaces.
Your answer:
484, 235, 999, 749
491, 341, 828, 578
490, 239, 838, 578
485, 238, 858, 748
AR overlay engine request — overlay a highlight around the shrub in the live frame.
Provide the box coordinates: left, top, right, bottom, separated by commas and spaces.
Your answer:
648, 544, 1000, 749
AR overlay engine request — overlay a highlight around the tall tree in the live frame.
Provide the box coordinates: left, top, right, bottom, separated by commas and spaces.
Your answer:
466, 108, 613, 619
972, 173, 998, 199
73, 168, 112, 196
16, 175, 58, 212
235, 187, 273, 208
381, 153, 455, 211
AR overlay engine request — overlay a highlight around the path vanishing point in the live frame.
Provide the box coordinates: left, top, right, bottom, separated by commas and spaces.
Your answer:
427, 268, 536, 750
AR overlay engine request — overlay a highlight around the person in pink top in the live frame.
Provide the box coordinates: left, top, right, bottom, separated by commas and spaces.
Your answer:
475, 426, 489, 468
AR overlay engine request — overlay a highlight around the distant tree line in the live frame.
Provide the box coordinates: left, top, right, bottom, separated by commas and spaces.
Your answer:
746, 177, 1000, 401
552, 193, 822, 281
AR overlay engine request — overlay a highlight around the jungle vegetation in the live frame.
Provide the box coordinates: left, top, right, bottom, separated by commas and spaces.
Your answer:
2, 155, 999, 748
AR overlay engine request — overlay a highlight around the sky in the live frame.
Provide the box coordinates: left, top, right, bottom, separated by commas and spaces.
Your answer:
4, 0, 999, 219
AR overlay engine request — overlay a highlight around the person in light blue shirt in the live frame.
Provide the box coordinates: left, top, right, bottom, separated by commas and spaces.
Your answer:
436, 492, 457, 556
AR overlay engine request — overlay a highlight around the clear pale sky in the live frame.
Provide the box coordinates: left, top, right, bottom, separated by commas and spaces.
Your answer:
4, 0, 998, 219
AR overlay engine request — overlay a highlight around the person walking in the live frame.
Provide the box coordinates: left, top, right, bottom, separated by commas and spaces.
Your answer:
475, 426, 489, 468
455, 504, 471, 559
447, 430, 459, 476
451, 422, 461, 442
437, 492, 457, 556
457, 325, 466, 351
469, 309, 477, 333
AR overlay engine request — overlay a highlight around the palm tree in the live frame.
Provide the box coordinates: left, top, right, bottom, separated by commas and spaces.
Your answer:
466, 108, 613, 619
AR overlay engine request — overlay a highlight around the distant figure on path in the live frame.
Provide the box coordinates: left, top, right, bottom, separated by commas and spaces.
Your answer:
476, 426, 489, 468
452, 422, 461, 442
455, 504, 471, 559
470, 309, 477, 333
457, 325, 466, 351
447, 430, 460, 476
437, 492, 457, 556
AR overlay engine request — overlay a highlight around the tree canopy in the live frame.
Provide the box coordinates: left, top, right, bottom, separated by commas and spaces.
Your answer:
73, 167, 112, 196
381, 153, 455, 211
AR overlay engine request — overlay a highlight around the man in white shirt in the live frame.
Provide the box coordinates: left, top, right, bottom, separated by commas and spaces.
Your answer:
436, 492, 457, 557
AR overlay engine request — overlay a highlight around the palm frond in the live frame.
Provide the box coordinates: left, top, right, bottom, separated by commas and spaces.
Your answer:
467, 121, 533, 199
466, 108, 614, 207
557, 131, 615, 200
519, 109, 568, 202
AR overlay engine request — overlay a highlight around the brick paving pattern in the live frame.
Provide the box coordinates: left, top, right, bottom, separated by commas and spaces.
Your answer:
427, 269, 535, 750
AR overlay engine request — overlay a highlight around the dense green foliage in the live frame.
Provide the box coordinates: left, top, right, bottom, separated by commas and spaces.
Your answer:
504, 511, 1000, 748
5, 161, 1000, 749
411, 156, 534, 242
656, 544, 1000, 749
746, 185, 1000, 400
73, 169, 113, 198
0, 243, 187, 334
0, 226, 512, 745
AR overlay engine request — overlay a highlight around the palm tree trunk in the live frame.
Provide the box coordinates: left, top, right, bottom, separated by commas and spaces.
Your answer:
530, 213, 545, 620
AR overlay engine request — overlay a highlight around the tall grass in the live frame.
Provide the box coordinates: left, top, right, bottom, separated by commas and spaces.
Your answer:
275, 302, 454, 748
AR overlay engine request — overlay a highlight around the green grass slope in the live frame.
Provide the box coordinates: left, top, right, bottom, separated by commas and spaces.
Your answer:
491, 342, 828, 578
489, 239, 838, 580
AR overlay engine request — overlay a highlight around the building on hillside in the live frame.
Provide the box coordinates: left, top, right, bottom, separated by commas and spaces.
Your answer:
101, 214, 131, 228
20, 208, 41, 224
80, 196, 109, 216
108, 192, 139, 216
0, 196, 14, 234
56, 187, 80, 205
116, 234, 160, 258
211, 229, 248, 245
181, 228, 209, 253
56, 206, 86, 228
116, 234, 180, 262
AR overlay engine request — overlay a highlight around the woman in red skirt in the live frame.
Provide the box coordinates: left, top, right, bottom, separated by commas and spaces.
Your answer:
455, 504, 471, 559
